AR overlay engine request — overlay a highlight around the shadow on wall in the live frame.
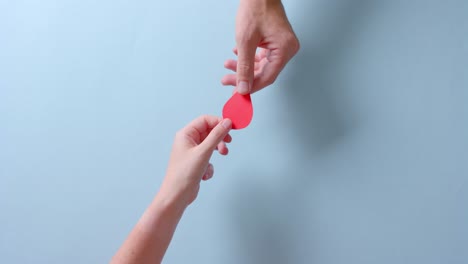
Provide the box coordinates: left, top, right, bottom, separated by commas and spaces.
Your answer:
282, 0, 376, 156
229, 1, 377, 263
228, 169, 310, 264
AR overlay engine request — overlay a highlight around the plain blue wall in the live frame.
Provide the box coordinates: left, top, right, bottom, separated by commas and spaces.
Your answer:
1, 0, 467, 263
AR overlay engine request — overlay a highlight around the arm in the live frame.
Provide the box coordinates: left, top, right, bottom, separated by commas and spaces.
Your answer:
222, 0, 300, 94
111, 116, 232, 264
109, 194, 185, 264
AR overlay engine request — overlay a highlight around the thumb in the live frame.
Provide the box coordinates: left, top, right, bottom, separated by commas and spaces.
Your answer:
236, 40, 257, 95
200, 119, 232, 154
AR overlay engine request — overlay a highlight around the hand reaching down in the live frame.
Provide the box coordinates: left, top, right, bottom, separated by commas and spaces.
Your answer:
222, 0, 300, 94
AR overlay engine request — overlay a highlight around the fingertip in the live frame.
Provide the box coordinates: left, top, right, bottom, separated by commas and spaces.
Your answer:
224, 59, 238, 72
221, 74, 237, 86
223, 133, 232, 143
236, 81, 250, 94
220, 148, 229, 156
221, 119, 232, 131
217, 141, 225, 153
237, 89, 249, 95
202, 163, 214, 181
221, 76, 230, 85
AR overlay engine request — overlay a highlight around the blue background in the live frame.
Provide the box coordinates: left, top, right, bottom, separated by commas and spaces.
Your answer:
1, 0, 467, 263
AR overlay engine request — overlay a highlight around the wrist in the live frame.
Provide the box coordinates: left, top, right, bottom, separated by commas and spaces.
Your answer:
154, 185, 188, 216
242, 0, 281, 3
240, 0, 281, 7
151, 192, 187, 216
239, 0, 285, 20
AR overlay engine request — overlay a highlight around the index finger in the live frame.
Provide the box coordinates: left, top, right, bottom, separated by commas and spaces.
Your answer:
181, 115, 223, 144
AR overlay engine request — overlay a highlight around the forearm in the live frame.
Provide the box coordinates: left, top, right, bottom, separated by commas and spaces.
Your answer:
110, 192, 186, 264
244, 0, 281, 3
240, 0, 282, 11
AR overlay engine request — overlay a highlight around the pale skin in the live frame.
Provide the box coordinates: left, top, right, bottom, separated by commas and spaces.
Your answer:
222, 0, 300, 94
111, 1, 298, 262
110, 116, 232, 264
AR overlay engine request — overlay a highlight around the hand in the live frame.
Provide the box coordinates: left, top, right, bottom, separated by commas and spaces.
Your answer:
110, 116, 232, 264
222, 0, 300, 94
158, 116, 232, 208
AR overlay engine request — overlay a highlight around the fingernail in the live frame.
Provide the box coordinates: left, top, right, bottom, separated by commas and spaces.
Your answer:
222, 118, 232, 129
237, 81, 250, 94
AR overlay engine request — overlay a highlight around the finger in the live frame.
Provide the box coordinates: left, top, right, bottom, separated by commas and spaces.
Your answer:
217, 141, 229, 155
251, 62, 282, 93
224, 59, 237, 72
254, 61, 261, 72
254, 48, 267, 62
251, 50, 286, 93
233, 47, 263, 63
223, 72, 265, 87
202, 163, 214, 181
221, 74, 237, 86
181, 115, 223, 144
223, 133, 232, 143
258, 48, 269, 61
235, 46, 265, 61
225, 59, 260, 72
200, 119, 232, 153
236, 36, 259, 94
255, 54, 262, 63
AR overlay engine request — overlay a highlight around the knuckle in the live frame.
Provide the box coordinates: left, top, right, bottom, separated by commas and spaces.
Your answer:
237, 63, 252, 76
279, 32, 300, 57
236, 28, 256, 44
201, 114, 211, 121
286, 33, 300, 55
292, 37, 300, 54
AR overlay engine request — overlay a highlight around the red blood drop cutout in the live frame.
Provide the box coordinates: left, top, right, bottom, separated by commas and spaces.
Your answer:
222, 92, 253, 130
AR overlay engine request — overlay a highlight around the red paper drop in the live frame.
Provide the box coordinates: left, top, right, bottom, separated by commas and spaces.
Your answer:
222, 92, 253, 130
